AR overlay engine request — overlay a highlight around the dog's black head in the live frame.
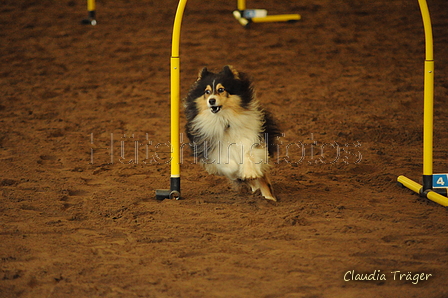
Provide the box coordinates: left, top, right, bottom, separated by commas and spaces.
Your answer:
184, 65, 254, 120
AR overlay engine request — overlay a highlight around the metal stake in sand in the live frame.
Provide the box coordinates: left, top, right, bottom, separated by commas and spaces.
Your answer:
81, 0, 97, 25
233, 0, 300, 28
397, 0, 448, 207
155, 0, 187, 200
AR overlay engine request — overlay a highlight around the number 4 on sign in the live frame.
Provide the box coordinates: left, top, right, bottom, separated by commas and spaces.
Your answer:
433, 174, 448, 188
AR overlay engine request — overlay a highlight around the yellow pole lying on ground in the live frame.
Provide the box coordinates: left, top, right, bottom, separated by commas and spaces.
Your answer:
398, 176, 448, 207
252, 15, 301, 23
234, 0, 300, 27
426, 190, 448, 207
397, 0, 448, 207
397, 175, 422, 194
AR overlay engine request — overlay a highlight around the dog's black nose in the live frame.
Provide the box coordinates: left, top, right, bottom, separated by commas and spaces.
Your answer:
208, 98, 216, 106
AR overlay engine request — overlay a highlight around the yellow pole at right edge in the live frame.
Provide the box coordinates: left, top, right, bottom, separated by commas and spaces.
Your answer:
418, 0, 434, 178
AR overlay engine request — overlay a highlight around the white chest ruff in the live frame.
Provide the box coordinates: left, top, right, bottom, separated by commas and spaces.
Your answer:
191, 109, 270, 181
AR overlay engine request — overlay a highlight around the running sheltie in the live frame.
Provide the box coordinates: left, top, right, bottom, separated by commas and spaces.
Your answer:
184, 65, 281, 201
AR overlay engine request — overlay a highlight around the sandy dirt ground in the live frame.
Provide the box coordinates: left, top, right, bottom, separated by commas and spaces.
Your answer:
1, 0, 448, 297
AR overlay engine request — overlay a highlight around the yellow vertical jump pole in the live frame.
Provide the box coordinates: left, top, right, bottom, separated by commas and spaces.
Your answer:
397, 0, 448, 207
237, 0, 246, 11
233, 0, 301, 28
156, 0, 188, 200
419, 0, 434, 191
82, 0, 97, 25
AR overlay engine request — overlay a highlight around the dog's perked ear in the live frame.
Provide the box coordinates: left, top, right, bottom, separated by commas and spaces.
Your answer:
197, 67, 211, 81
222, 65, 240, 79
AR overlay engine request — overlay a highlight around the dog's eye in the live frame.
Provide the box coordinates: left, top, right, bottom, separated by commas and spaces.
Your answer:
217, 88, 225, 93
205, 90, 211, 95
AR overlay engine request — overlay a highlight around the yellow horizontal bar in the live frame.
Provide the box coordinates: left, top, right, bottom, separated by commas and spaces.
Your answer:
397, 175, 422, 194
252, 14, 301, 23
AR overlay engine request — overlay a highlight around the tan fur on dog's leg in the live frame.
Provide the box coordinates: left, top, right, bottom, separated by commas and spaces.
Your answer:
247, 176, 277, 201
246, 179, 259, 194
258, 175, 277, 201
